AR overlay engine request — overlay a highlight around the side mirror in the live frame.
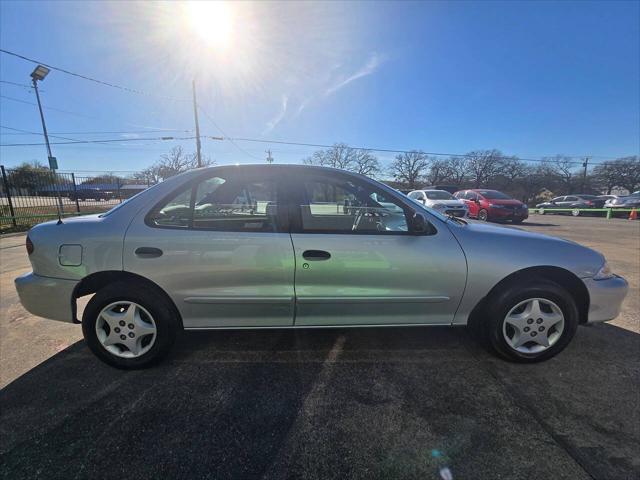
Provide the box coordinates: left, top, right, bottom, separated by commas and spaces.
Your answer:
411, 212, 429, 233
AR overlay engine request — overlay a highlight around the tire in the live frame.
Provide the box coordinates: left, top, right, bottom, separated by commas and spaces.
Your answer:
82, 281, 180, 369
485, 279, 578, 363
538, 208, 545, 215
478, 209, 489, 221
571, 208, 580, 217
512, 219, 524, 224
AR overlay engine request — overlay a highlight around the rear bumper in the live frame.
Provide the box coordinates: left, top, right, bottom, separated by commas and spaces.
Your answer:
14, 272, 78, 323
582, 275, 628, 323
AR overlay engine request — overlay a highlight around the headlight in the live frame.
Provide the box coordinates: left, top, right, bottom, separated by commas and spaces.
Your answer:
594, 262, 615, 280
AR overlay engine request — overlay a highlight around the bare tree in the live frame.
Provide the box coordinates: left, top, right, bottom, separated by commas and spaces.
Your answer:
617, 156, 640, 193
441, 156, 468, 186
135, 146, 215, 183
352, 149, 381, 177
303, 143, 355, 170
596, 156, 640, 193
424, 158, 450, 185
517, 165, 548, 203
389, 151, 429, 189
466, 150, 505, 188
545, 155, 578, 194
592, 162, 621, 194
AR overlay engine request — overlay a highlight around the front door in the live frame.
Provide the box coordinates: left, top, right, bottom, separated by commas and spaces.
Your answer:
124, 169, 295, 328
288, 171, 467, 326
463, 191, 480, 218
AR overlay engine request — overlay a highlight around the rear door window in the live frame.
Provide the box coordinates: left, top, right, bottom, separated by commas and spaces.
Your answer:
147, 173, 282, 232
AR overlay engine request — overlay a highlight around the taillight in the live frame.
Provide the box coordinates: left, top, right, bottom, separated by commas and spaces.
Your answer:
585, 201, 593, 205
26, 236, 34, 255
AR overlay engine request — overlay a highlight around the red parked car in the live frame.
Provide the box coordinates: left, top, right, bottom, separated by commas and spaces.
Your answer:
454, 189, 529, 223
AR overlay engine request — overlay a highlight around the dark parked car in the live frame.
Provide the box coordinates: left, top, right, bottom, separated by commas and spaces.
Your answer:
454, 189, 528, 223
69, 189, 116, 202
536, 195, 605, 216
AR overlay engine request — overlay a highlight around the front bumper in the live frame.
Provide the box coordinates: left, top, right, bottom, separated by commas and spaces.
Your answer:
582, 275, 629, 323
14, 272, 78, 323
489, 208, 529, 220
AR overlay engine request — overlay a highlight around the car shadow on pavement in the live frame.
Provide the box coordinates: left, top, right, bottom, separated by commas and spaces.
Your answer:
1, 323, 638, 480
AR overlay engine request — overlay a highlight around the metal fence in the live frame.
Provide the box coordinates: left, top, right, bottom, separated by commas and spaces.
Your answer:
0, 165, 154, 231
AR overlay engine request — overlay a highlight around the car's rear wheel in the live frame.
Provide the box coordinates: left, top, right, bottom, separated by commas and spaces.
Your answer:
485, 279, 578, 362
82, 282, 180, 369
478, 209, 489, 221
538, 208, 545, 215
571, 208, 580, 217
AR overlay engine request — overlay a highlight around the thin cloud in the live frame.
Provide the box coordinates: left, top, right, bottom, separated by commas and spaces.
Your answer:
263, 94, 289, 134
325, 52, 384, 96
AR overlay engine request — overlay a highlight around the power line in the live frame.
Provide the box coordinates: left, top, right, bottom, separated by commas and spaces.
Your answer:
0, 125, 187, 150
1, 125, 102, 143
1, 94, 92, 118
0, 49, 186, 101
228, 137, 616, 166
0, 135, 198, 147
0, 80, 38, 90
0, 127, 193, 136
198, 105, 263, 161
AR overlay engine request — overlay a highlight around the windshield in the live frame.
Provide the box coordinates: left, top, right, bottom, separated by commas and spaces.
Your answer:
478, 190, 511, 199
577, 195, 598, 199
425, 191, 455, 200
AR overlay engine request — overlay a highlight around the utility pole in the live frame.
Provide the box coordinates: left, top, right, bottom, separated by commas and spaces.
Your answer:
192, 79, 203, 168
581, 157, 590, 193
266, 149, 274, 164
31, 65, 63, 218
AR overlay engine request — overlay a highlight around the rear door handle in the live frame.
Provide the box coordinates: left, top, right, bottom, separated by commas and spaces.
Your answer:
302, 250, 331, 261
135, 247, 163, 258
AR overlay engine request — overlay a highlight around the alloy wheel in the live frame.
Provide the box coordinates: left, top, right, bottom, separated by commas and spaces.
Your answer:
95, 301, 157, 358
502, 298, 565, 354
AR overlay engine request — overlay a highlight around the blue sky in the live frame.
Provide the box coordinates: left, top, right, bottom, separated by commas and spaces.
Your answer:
0, 0, 638, 174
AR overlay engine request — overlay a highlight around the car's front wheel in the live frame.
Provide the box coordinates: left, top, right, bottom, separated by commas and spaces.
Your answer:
477, 209, 489, 221
486, 279, 578, 362
82, 282, 180, 369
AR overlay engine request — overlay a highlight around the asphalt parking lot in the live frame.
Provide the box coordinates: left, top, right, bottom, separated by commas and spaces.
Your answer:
1, 215, 638, 479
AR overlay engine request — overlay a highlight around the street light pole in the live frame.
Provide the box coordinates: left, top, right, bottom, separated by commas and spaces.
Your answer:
31, 65, 63, 219
192, 79, 203, 168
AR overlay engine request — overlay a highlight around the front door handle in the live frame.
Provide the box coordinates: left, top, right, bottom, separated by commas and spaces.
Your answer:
303, 250, 331, 261
135, 247, 163, 258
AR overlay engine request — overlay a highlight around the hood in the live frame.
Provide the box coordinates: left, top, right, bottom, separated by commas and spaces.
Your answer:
428, 199, 466, 207
446, 221, 605, 278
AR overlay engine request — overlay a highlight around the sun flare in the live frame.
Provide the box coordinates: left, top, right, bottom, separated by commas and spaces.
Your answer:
186, 1, 234, 49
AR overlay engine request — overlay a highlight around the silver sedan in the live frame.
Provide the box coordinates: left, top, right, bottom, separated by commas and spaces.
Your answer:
15, 165, 628, 368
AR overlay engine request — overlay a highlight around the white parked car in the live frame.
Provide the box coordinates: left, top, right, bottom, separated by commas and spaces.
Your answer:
408, 189, 468, 217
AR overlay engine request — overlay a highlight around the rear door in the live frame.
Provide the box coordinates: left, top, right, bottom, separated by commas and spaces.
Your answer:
124, 169, 295, 328
287, 170, 467, 326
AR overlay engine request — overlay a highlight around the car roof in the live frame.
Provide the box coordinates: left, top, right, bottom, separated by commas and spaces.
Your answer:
193, 163, 384, 183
